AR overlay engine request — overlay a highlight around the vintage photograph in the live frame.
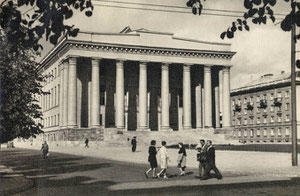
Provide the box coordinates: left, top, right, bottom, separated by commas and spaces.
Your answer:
0, 0, 300, 195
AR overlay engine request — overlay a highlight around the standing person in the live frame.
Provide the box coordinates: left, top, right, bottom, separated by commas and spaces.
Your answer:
196, 139, 207, 178
131, 136, 137, 152
201, 140, 222, 180
177, 142, 187, 176
85, 138, 89, 148
157, 141, 169, 179
145, 140, 158, 178
41, 141, 49, 159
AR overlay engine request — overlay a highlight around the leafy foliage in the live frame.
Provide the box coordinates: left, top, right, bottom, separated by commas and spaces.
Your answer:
0, 31, 46, 143
186, 0, 300, 39
0, 0, 94, 52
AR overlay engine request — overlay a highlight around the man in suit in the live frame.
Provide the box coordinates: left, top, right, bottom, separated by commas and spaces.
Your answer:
201, 140, 222, 180
131, 136, 137, 152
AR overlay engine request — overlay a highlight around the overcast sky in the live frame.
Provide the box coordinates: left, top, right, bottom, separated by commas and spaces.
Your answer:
41, 0, 298, 89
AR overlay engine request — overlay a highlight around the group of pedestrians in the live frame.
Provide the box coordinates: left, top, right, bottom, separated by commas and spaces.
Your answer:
144, 139, 222, 180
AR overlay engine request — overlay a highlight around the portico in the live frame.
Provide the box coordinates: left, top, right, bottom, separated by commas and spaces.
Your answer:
38, 27, 235, 134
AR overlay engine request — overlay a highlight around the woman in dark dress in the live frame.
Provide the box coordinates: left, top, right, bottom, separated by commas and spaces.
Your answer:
145, 140, 158, 178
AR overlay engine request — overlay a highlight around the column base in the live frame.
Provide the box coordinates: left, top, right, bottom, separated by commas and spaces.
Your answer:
160, 127, 173, 131
67, 125, 78, 128
136, 127, 151, 131
90, 125, 101, 128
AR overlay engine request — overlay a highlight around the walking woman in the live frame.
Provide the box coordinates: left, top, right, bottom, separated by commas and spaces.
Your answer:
145, 140, 158, 178
157, 141, 169, 179
177, 142, 187, 176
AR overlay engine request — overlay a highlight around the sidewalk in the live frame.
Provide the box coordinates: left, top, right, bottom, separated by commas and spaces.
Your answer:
11, 143, 300, 193
0, 165, 34, 196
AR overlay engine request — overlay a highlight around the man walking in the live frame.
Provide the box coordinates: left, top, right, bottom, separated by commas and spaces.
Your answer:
131, 136, 137, 152
195, 139, 207, 178
201, 140, 222, 180
41, 141, 49, 159
85, 138, 89, 148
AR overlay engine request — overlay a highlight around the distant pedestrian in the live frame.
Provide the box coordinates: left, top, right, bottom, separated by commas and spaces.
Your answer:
85, 138, 89, 148
145, 140, 158, 178
201, 140, 222, 180
195, 139, 207, 178
177, 142, 187, 176
157, 141, 169, 179
131, 136, 137, 152
41, 141, 49, 159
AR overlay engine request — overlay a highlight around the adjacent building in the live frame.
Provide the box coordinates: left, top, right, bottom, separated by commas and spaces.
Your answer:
231, 72, 300, 143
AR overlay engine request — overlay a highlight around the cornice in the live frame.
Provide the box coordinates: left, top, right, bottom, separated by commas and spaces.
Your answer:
38, 39, 235, 72
68, 40, 235, 59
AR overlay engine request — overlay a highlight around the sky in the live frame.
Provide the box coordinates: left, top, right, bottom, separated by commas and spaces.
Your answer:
40, 0, 298, 89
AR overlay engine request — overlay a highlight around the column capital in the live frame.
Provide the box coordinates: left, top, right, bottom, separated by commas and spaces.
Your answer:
139, 62, 147, 70
204, 65, 211, 73
223, 66, 231, 73
161, 63, 170, 71
91, 58, 101, 67
183, 64, 191, 72
67, 56, 78, 65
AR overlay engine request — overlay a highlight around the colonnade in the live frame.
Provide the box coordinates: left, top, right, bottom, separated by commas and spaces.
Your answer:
58, 56, 231, 130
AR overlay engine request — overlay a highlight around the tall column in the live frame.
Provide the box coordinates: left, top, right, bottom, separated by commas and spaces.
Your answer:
183, 64, 192, 129
195, 84, 202, 129
223, 67, 231, 128
219, 69, 223, 115
115, 60, 125, 129
138, 61, 149, 130
62, 61, 69, 127
204, 66, 212, 128
90, 58, 101, 127
59, 62, 64, 127
67, 57, 78, 128
215, 83, 220, 128
161, 63, 171, 131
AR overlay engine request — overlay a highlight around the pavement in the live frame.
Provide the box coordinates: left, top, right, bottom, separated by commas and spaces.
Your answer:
1, 143, 300, 195
0, 164, 34, 196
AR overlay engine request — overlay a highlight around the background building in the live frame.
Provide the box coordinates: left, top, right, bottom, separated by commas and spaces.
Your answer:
231, 72, 300, 143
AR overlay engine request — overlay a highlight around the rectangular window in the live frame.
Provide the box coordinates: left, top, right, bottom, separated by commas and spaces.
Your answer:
278, 128, 282, 137
278, 115, 282, 122
256, 129, 260, 137
51, 70, 54, 81
256, 96, 260, 102
232, 100, 235, 106
270, 93, 274, 101
271, 116, 275, 123
250, 129, 254, 137
270, 105, 274, 112
263, 116, 267, 124
250, 118, 253, 124
238, 130, 242, 137
270, 128, 274, 137
285, 91, 290, 98
263, 94, 267, 100
244, 97, 247, 104
263, 129, 267, 137
277, 92, 282, 98
257, 117, 260, 124
54, 86, 57, 106
58, 85, 60, 106
285, 103, 290, 111
244, 109, 247, 115
244, 118, 247, 125
237, 119, 241, 125
286, 127, 290, 136
244, 130, 248, 137
54, 68, 57, 79
286, 115, 290, 122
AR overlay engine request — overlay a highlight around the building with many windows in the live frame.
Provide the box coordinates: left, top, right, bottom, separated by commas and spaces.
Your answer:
231, 72, 300, 143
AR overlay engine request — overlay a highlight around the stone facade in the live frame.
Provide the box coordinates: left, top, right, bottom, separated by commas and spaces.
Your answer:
31, 27, 235, 145
231, 72, 300, 143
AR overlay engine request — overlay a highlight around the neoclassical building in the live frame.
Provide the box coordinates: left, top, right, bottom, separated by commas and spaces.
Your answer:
34, 27, 235, 144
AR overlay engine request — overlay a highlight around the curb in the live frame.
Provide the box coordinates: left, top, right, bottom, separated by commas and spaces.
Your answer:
108, 177, 300, 195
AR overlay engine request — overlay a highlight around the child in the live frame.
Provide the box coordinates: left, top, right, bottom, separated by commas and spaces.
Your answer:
145, 140, 158, 178
157, 141, 169, 179
177, 142, 187, 176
